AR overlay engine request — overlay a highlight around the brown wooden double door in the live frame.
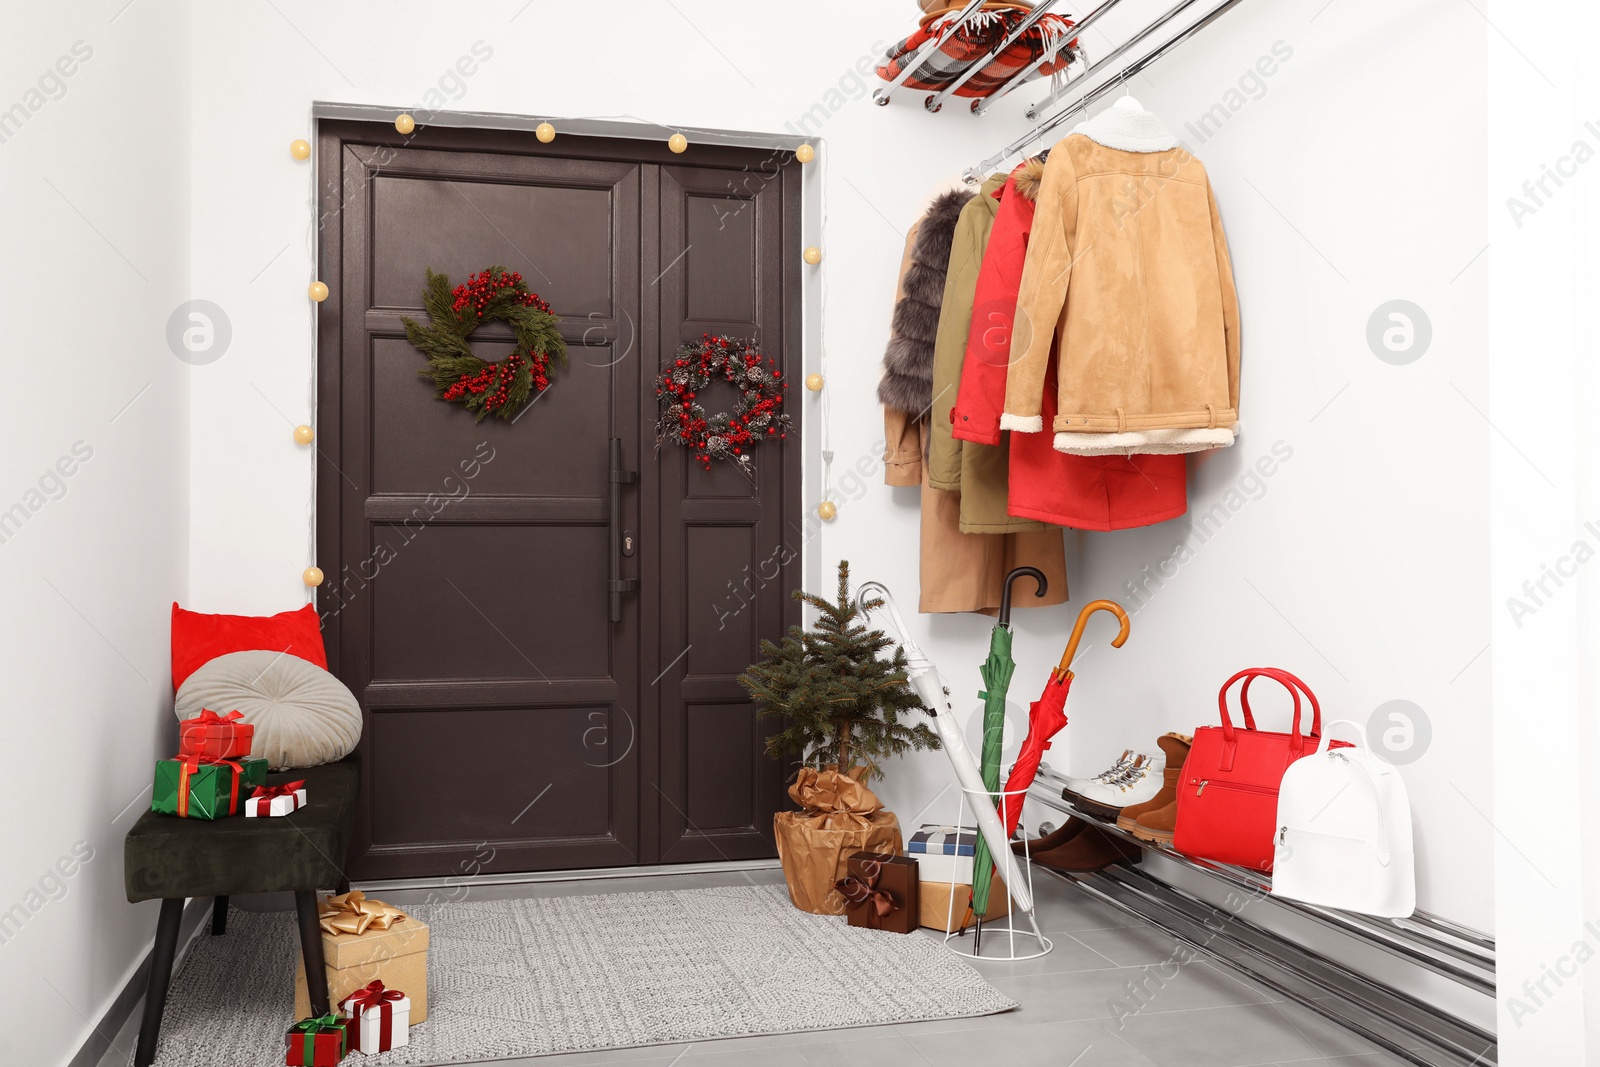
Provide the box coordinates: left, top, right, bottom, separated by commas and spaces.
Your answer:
315, 121, 801, 880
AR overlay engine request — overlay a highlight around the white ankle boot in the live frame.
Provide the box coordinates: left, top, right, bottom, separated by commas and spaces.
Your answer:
1067, 751, 1166, 817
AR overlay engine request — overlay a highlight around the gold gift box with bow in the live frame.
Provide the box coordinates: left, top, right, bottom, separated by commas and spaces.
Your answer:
294, 890, 429, 1024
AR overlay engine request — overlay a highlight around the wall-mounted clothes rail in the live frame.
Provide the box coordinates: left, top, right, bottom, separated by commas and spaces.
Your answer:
971, 0, 1126, 116
962, 0, 1249, 182
1022, 0, 1224, 121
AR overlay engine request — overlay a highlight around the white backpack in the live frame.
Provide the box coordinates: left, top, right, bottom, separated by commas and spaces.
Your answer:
1271, 720, 1415, 918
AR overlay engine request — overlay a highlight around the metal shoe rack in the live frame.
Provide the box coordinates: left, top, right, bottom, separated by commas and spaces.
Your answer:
1027, 769, 1496, 1067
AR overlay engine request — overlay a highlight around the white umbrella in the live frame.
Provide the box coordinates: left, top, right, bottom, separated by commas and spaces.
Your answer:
856, 581, 1044, 928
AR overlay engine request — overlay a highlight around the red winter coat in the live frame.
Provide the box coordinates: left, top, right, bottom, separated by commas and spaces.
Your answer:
950, 161, 1188, 531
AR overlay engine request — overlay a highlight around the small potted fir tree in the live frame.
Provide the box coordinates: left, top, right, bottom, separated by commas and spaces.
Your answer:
740, 561, 940, 913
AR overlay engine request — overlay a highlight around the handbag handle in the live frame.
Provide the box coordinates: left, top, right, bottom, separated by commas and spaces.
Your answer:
1218, 668, 1300, 745
1240, 667, 1323, 755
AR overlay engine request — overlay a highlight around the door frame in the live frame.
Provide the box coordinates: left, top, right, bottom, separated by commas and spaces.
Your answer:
313, 114, 813, 878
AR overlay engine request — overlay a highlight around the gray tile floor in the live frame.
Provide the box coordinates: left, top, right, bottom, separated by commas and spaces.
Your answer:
99, 866, 1414, 1067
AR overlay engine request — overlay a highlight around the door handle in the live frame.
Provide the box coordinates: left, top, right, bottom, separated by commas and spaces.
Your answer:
608, 438, 639, 623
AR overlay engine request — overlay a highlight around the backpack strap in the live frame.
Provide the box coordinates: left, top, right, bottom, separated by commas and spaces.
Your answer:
1311, 719, 1395, 862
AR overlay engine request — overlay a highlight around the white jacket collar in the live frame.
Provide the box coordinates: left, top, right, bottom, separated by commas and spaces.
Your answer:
1072, 97, 1179, 153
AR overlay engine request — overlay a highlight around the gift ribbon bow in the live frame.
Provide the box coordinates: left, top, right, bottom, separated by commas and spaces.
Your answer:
249, 780, 305, 817
190, 708, 245, 726
834, 868, 901, 925
341, 980, 405, 1050
318, 889, 407, 937
172, 753, 242, 818
288, 1013, 346, 1063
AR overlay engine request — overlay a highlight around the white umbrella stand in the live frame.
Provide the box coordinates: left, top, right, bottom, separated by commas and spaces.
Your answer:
857, 580, 1051, 960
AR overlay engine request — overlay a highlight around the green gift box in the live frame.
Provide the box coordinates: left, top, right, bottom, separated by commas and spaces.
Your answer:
237, 757, 268, 790
151, 756, 248, 820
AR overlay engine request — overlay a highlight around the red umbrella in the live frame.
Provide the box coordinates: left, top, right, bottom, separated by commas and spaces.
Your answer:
999, 600, 1130, 836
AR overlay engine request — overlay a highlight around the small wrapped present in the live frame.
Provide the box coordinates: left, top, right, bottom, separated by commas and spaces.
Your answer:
340, 980, 410, 1054
296, 891, 429, 1024
920, 871, 1010, 933
246, 780, 307, 818
836, 852, 919, 935
151, 754, 244, 820
908, 825, 977, 883
284, 1013, 352, 1066
177, 708, 255, 759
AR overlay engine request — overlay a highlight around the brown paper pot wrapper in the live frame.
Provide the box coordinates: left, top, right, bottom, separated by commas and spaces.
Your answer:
773, 767, 904, 914
920, 872, 1011, 933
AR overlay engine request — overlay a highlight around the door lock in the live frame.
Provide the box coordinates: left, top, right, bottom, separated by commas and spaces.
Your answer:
623, 531, 636, 557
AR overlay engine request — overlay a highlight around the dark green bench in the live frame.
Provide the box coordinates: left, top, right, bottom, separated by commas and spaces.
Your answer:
123, 754, 360, 1066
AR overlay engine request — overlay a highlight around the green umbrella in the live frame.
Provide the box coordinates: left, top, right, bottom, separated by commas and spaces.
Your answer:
969, 567, 1046, 949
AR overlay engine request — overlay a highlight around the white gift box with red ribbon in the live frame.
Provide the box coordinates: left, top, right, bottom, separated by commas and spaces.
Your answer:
243, 781, 306, 818
339, 980, 411, 1054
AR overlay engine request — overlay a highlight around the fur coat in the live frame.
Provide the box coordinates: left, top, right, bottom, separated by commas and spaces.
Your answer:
877, 188, 973, 416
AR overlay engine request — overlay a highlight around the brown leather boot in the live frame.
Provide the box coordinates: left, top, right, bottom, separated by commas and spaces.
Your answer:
1029, 825, 1141, 873
1013, 817, 1087, 855
1131, 800, 1177, 845
1116, 733, 1190, 832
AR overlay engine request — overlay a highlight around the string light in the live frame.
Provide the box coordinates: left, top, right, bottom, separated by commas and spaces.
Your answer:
803, 247, 822, 265
536, 122, 556, 143
308, 281, 329, 302
795, 143, 815, 164
668, 133, 688, 154
805, 374, 824, 391
303, 566, 325, 587
395, 114, 415, 135
294, 425, 315, 445
817, 501, 837, 521
290, 139, 311, 161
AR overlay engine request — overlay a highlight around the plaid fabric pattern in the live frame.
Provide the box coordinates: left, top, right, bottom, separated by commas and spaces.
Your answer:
908, 825, 979, 856
877, 10, 1080, 98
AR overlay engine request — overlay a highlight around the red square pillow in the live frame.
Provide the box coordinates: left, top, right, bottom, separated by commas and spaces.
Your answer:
170, 602, 329, 691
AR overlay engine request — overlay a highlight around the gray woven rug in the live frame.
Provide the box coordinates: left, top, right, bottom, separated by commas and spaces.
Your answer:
143, 883, 1015, 1064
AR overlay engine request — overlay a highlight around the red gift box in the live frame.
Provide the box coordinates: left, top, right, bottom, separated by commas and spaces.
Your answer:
284, 1014, 352, 1066
178, 708, 255, 759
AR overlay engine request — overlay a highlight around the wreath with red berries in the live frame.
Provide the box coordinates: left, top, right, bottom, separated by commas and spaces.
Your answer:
655, 335, 791, 470
401, 266, 566, 422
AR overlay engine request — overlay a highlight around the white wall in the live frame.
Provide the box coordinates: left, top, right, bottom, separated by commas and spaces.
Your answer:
184, 0, 1488, 934
0, 4, 191, 1066
1487, 0, 1600, 1058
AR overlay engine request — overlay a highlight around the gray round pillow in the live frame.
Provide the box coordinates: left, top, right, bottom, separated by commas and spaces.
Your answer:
175, 650, 362, 770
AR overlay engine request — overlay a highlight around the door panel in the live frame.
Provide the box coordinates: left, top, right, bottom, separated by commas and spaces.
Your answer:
370, 173, 617, 316
369, 337, 616, 497
318, 121, 798, 879
369, 524, 612, 682
369, 705, 618, 845
651, 165, 796, 864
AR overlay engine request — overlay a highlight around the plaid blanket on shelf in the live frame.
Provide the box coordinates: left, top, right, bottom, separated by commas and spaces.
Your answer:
877, 9, 1080, 99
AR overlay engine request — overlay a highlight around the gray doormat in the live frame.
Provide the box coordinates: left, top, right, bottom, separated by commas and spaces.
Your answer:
143, 882, 1016, 1064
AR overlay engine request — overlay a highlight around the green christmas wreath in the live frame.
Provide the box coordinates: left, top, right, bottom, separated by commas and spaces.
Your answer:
402, 266, 567, 422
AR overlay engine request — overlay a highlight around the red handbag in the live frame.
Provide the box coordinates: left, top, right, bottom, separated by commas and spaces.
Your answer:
1174, 668, 1345, 873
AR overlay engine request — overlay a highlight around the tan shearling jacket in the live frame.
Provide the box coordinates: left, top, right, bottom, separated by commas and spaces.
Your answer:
1001, 100, 1241, 455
